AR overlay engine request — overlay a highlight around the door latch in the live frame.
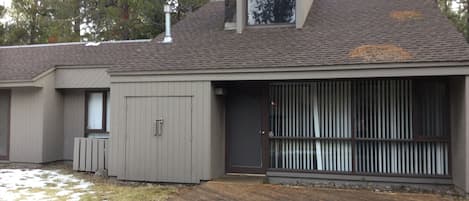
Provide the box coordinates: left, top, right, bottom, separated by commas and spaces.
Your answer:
155, 119, 164, 136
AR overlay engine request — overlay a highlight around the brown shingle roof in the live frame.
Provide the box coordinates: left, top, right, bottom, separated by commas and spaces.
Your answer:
1, 0, 469, 81
0, 41, 146, 81
109, 0, 469, 73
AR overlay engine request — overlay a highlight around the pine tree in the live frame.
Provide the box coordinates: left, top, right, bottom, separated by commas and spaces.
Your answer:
0, 5, 6, 45
439, 0, 469, 42
2, 0, 208, 44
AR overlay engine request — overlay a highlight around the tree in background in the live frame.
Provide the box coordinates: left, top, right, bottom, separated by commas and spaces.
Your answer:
439, 0, 469, 42
80, 0, 207, 41
0, 5, 6, 44
80, 0, 166, 41
1, 0, 207, 45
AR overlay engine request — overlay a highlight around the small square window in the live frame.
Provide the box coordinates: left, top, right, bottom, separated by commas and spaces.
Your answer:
247, 0, 296, 25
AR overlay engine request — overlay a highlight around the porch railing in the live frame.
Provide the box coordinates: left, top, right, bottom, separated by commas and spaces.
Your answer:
73, 137, 109, 172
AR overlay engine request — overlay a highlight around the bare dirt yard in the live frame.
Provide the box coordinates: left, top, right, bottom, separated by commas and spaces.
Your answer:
0, 163, 468, 201
169, 180, 469, 201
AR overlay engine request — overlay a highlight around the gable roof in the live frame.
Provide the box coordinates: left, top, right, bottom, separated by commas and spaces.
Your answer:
0, 40, 147, 81
109, 0, 469, 73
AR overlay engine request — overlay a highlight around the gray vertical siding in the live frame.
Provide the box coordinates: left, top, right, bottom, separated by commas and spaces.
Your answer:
55, 67, 110, 88
450, 76, 466, 192
10, 87, 44, 163
63, 90, 85, 160
210, 87, 226, 178
109, 80, 212, 183
125, 96, 193, 182
9, 72, 66, 163
41, 72, 65, 162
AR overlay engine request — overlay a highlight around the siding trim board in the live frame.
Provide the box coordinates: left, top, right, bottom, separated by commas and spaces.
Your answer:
109, 66, 469, 83
109, 61, 469, 77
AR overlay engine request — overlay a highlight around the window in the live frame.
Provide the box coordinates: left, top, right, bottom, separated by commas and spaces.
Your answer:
85, 91, 110, 138
413, 79, 449, 139
247, 0, 296, 25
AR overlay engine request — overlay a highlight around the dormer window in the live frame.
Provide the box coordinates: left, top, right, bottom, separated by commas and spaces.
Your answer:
247, 0, 296, 25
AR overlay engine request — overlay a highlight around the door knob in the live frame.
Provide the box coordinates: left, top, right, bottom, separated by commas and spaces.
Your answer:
259, 130, 266, 135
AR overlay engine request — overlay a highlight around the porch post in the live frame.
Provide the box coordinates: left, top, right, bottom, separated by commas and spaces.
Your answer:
465, 76, 469, 195
450, 76, 469, 195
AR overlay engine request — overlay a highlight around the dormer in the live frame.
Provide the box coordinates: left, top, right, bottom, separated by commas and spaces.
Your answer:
225, 0, 314, 33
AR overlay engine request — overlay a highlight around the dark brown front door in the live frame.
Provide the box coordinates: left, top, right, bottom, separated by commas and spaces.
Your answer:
226, 85, 269, 174
0, 90, 10, 161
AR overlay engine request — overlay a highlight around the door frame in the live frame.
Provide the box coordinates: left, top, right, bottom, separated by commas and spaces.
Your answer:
0, 90, 10, 161
224, 82, 270, 174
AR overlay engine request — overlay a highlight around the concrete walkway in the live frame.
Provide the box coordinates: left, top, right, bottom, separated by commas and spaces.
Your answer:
169, 180, 463, 201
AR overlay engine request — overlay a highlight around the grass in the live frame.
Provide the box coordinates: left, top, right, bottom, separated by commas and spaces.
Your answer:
49, 163, 179, 201
80, 183, 177, 201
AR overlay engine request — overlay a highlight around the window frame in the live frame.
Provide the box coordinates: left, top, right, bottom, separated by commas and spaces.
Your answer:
85, 90, 109, 137
245, 0, 297, 27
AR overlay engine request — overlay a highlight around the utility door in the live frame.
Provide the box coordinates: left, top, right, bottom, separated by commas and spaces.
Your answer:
125, 96, 192, 183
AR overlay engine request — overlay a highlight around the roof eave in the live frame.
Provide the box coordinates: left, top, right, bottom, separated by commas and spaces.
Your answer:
108, 60, 469, 77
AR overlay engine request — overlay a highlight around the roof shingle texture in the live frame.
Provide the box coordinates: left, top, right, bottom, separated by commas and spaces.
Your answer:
0, 42, 145, 80
1, 0, 469, 80
110, 0, 469, 73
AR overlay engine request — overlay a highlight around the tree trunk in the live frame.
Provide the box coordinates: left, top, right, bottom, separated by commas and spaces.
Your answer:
466, 0, 469, 42
74, 0, 81, 39
121, 0, 129, 40
30, 0, 39, 44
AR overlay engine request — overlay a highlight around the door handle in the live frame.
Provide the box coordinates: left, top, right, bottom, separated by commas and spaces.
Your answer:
155, 119, 164, 136
259, 130, 266, 135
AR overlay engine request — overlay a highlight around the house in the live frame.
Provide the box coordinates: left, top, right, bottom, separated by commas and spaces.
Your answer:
1, 0, 469, 195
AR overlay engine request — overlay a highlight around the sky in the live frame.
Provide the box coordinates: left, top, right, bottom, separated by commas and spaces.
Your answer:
0, 0, 11, 24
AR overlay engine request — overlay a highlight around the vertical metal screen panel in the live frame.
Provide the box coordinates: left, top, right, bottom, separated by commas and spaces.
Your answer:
353, 80, 449, 176
269, 79, 449, 176
317, 81, 352, 172
270, 82, 352, 171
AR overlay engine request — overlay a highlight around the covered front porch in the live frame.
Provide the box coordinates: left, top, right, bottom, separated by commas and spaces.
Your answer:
215, 76, 457, 186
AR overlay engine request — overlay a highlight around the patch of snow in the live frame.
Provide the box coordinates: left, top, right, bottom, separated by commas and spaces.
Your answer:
56, 190, 73, 196
0, 169, 93, 201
